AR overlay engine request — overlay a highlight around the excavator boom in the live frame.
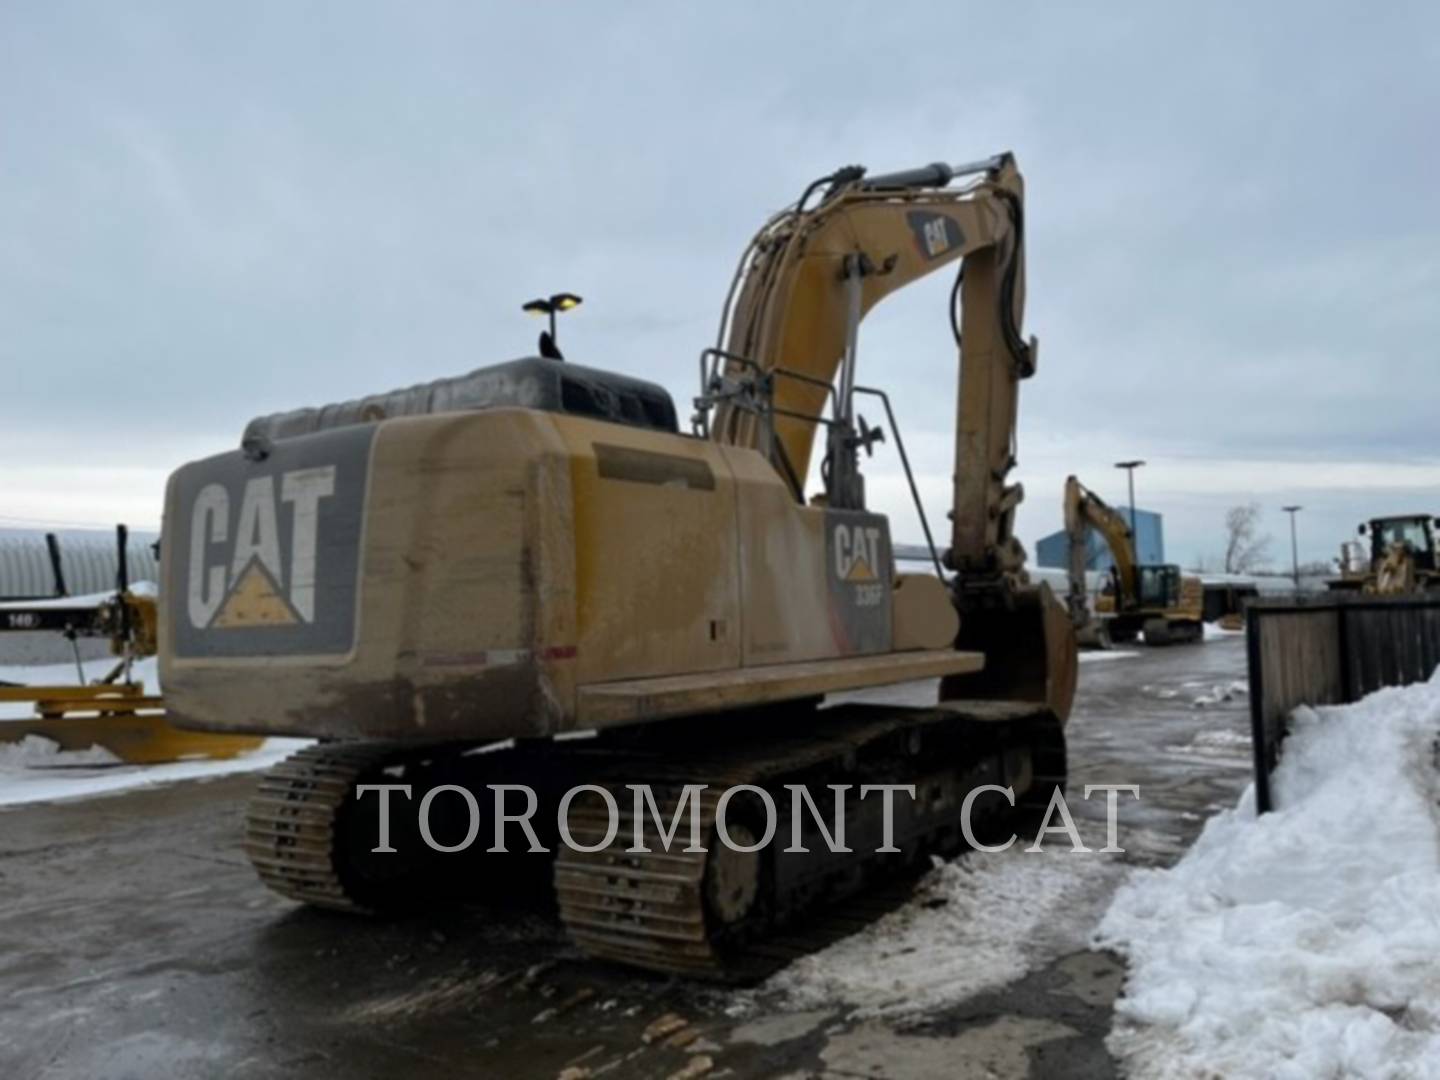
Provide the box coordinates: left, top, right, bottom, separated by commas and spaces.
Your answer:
696, 153, 1072, 712
1064, 475, 1139, 609
711, 153, 1033, 582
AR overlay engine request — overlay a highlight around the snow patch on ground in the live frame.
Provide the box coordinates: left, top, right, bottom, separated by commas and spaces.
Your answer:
1191, 680, 1249, 708
0, 657, 309, 808
1097, 673, 1440, 1078
0, 734, 121, 767
1078, 650, 1139, 665
740, 847, 1127, 1019
1180, 728, 1253, 756
1203, 622, 1245, 642
0, 737, 308, 809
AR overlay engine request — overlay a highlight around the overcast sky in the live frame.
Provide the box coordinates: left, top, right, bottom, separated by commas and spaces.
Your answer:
3, 3, 1437, 570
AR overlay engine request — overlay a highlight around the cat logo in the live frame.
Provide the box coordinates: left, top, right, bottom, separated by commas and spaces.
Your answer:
921, 217, 951, 257
907, 211, 964, 261
187, 467, 336, 630
170, 423, 369, 659
834, 523, 883, 583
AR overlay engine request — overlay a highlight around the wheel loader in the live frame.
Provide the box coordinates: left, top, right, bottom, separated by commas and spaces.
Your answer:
159, 153, 1077, 978
1327, 514, 1440, 594
1063, 476, 1203, 646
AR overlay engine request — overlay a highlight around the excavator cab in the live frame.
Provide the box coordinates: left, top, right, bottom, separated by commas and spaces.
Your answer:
1098, 564, 1179, 610
1136, 564, 1182, 610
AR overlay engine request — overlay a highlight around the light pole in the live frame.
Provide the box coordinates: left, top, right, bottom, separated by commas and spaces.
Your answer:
1282, 505, 1303, 592
1114, 460, 1146, 545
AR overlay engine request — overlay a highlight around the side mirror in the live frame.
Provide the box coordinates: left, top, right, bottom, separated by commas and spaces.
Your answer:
1358, 523, 1368, 535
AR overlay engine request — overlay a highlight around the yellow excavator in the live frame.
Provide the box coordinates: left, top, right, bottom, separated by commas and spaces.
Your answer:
1328, 515, 1440, 594
160, 153, 1076, 978
1064, 476, 1203, 646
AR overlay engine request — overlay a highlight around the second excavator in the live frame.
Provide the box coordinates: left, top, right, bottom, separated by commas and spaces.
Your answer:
1064, 475, 1203, 646
159, 153, 1076, 978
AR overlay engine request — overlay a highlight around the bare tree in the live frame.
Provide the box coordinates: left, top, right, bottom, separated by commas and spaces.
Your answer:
1223, 503, 1271, 574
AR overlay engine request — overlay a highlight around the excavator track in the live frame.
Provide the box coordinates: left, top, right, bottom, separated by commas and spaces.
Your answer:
245, 739, 511, 914
243, 703, 1064, 981
245, 740, 406, 914
554, 702, 1065, 980
1141, 618, 1203, 647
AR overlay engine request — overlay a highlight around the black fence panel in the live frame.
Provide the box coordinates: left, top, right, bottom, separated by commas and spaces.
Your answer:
1247, 593, 1440, 813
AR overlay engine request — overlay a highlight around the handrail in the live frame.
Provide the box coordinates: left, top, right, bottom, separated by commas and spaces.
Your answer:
854, 386, 944, 579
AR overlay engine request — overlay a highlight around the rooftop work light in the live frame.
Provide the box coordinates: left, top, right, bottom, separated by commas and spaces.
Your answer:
522, 292, 583, 360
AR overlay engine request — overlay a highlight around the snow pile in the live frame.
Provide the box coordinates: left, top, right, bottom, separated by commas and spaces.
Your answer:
748, 847, 1126, 1018
1097, 674, 1440, 1078
0, 734, 121, 767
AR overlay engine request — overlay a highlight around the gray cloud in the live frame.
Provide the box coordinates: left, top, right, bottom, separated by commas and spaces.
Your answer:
2, 2, 1436, 563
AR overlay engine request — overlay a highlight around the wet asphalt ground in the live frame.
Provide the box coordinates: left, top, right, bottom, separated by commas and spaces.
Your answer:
0, 638, 1253, 1079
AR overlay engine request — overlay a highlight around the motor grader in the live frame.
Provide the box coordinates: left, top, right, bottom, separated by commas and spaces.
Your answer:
159, 153, 1077, 978
0, 526, 262, 763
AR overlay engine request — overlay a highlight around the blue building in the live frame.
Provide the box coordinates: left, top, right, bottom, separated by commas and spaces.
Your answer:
1035, 508, 1165, 571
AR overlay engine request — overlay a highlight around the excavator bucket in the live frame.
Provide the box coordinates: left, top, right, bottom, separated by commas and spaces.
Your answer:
940, 582, 1077, 723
